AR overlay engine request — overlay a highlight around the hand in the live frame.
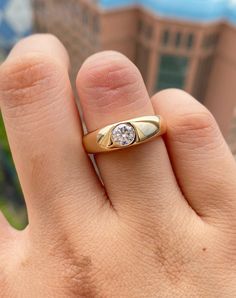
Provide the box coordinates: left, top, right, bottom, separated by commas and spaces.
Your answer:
0, 34, 236, 297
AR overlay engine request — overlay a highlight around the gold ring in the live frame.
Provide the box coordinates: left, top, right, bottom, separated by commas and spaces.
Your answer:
83, 115, 166, 153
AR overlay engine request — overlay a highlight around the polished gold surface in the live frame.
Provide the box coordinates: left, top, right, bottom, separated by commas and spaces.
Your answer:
83, 115, 166, 153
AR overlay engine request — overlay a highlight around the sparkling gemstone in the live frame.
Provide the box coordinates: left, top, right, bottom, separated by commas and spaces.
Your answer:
111, 123, 136, 146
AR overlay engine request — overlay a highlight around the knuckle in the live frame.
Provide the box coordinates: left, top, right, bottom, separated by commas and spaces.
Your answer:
129, 219, 194, 286
152, 228, 194, 285
155, 88, 188, 98
44, 235, 99, 297
78, 51, 146, 111
171, 109, 220, 149
0, 53, 66, 112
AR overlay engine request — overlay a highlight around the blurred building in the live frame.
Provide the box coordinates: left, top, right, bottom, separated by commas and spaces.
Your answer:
34, 0, 236, 136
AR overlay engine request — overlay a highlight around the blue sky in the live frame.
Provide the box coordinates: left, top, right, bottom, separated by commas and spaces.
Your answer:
99, 0, 236, 23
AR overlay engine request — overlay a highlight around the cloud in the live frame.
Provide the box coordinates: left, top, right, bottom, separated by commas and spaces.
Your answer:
228, 0, 236, 6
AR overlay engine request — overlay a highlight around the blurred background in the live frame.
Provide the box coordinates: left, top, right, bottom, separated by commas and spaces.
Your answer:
0, 0, 236, 229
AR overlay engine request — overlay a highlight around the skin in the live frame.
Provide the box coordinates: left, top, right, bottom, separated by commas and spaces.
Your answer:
0, 34, 236, 297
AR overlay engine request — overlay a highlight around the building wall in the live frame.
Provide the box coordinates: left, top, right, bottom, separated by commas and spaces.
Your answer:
205, 24, 236, 135
34, 0, 102, 80
100, 8, 138, 61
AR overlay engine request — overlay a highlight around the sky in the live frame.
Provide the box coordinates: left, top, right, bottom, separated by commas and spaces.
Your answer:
99, 0, 236, 23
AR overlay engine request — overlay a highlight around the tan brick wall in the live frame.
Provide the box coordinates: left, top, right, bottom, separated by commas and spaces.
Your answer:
205, 24, 236, 135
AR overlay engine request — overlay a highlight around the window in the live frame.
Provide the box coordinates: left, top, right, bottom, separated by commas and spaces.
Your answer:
203, 33, 219, 49
175, 32, 182, 48
74, 2, 80, 17
162, 30, 170, 46
192, 55, 214, 102
138, 20, 143, 34
187, 33, 195, 49
146, 25, 153, 39
138, 20, 153, 39
156, 55, 189, 91
93, 16, 100, 33
135, 42, 150, 82
82, 8, 89, 26
34, 0, 45, 10
212, 33, 219, 47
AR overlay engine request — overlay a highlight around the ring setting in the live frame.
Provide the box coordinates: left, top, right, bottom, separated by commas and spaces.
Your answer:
111, 123, 136, 147
83, 115, 166, 154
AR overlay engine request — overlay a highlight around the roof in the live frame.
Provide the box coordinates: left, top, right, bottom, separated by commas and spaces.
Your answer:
99, 0, 236, 24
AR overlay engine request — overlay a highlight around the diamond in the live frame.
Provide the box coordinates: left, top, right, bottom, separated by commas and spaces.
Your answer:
111, 123, 136, 147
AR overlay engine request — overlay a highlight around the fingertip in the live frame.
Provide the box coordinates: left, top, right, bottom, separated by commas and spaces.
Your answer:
76, 51, 151, 131
76, 51, 139, 91
152, 88, 205, 111
151, 88, 221, 149
6, 34, 70, 70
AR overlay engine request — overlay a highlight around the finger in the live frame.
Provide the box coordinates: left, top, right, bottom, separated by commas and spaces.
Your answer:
77, 51, 190, 221
152, 89, 236, 224
0, 211, 17, 254
0, 34, 105, 230
0, 211, 12, 234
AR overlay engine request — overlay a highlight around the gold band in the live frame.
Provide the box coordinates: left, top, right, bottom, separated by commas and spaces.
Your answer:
83, 115, 166, 154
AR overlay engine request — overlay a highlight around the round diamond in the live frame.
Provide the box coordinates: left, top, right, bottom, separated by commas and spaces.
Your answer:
111, 123, 136, 147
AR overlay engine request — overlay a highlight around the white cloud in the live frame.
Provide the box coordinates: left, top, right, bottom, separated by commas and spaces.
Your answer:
5, 0, 32, 34
228, 0, 236, 7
